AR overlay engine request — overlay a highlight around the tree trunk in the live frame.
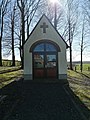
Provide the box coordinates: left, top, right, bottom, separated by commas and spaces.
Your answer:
68, 17, 73, 70
27, 13, 29, 38
11, 7, 15, 66
21, 7, 25, 69
70, 43, 73, 70
54, 3, 57, 30
0, 6, 2, 66
80, 33, 83, 72
12, 23, 15, 66
80, 17, 84, 73
0, 36, 2, 66
0, 13, 3, 66
80, 46, 83, 72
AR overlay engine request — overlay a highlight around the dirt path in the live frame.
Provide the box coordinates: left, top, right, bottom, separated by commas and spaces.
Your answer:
1, 80, 89, 120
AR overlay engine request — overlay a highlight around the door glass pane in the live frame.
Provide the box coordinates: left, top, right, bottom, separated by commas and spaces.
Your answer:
34, 54, 44, 68
46, 43, 57, 51
34, 43, 44, 51
46, 55, 56, 68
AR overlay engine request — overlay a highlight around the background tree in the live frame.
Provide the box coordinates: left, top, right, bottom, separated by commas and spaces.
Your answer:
11, 3, 16, 66
17, 0, 41, 68
3, 1, 19, 66
37, 0, 64, 30
26, 0, 41, 37
1, 0, 90, 68
64, 0, 79, 70
0, 0, 10, 66
80, 16, 85, 72
79, 2, 90, 72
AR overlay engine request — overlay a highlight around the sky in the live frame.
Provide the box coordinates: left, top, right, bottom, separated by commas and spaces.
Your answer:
2, 0, 90, 62
2, 48, 90, 62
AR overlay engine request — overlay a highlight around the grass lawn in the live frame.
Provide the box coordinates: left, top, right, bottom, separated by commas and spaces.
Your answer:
0, 69, 23, 89
75, 64, 90, 71
68, 70, 90, 110
0, 66, 21, 73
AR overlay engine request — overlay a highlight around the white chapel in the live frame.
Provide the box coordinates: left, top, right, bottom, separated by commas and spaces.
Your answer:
24, 14, 68, 83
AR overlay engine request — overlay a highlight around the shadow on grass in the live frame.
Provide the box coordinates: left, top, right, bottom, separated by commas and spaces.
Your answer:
0, 67, 21, 74
0, 79, 90, 120
68, 70, 90, 87
64, 85, 90, 120
75, 70, 90, 79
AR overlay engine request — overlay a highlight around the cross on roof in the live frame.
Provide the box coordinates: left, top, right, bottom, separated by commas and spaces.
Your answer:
40, 22, 48, 33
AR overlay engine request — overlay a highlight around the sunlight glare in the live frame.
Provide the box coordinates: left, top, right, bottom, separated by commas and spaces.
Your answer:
50, 0, 58, 4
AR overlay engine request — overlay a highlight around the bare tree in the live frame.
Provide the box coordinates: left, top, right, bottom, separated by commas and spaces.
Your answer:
78, 19, 90, 72
37, 0, 64, 30
3, 1, 21, 66
26, 0, 41, 37
80, 13, 90, 72
17, 0, 25, 68
11, 4, 16, 66
80, 16, 85, 72
0, 0, 10, 66
17, 0, 41, 69
84, 0, 90, 25
80, 0, 90, 71
65, 0, 79, 70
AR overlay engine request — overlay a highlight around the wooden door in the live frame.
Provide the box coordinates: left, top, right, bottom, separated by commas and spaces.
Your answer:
45, 54, 57, 78
33, 53, 57, 79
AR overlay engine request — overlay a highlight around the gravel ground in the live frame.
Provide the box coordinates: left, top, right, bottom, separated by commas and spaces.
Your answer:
0, 80, 89, 120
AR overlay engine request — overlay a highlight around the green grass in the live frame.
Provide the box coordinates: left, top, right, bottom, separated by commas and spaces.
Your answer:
68, 70, 82, 79
75, 64, 90, 71
0, 70, 23, 89
68, 70, 90, 109
80, 71, 90, 78
0, 66, 21, 73
2, 60, 21, 66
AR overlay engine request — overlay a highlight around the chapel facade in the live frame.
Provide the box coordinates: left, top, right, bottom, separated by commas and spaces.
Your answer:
24, 14, 68, 83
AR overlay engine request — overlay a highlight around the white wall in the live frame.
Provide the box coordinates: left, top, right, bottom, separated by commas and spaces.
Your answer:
24, 15, 67, 80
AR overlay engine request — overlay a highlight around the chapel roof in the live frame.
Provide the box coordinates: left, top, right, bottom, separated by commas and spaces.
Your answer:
25, 14, 69, 48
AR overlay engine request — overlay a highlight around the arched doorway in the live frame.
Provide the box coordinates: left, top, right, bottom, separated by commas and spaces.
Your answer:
31, 41, 60, 79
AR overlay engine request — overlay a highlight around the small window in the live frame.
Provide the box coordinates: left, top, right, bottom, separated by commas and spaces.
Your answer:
33, 42, 57, 52
34, 43, 44, 51
46, 43, 57, 51
30, 40, 60, 52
